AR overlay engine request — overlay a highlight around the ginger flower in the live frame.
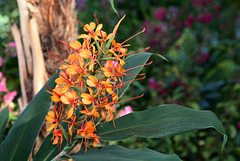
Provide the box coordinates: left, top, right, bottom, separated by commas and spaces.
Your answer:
78, 22, 103, 40
46, 14, 149, 153
52, 129, 63, 145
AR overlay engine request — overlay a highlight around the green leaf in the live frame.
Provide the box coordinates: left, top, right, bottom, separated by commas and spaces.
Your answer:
119, 52, 153, 97
67, 145, 181, 161
96, 104, 227, 151
0, 72, 58, 161
110, 0, 119, 16
0, 107, 9, 144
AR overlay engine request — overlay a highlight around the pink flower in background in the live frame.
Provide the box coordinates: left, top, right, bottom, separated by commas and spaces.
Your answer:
0, 72, 3, 79
197, 53, 211, 64
0, 56, 2, 66
4, 91, 17, 111
112, 104, 116, 111
8, 42, 16, 48
104, 60, 118, 67
158, 89, 169, 95
155, 8, 167, 21
154, 26, 162, 32
176, 31, 182, 38
196, 15, 203, 22
119, 105, 133, 117
237, 123, 240, 130
149, 77, 161, 89
172, 80, 186, 89
215, 4, 221, 11
193, 0, 214, 7
203, 13, 213, 23
142, 20, 152, 35
149, 40, 159, 46
185, 16, 194, 28
5, 42, 17, 57
0, 77, 8, 92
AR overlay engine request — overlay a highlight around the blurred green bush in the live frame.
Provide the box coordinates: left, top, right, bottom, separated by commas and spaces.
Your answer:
76, 0, 240, 160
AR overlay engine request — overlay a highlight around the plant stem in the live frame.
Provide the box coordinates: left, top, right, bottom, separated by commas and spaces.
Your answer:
51, 143, 72, 161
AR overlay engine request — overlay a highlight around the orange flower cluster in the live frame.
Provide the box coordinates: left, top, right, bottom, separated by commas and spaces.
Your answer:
45, 15, 149, 151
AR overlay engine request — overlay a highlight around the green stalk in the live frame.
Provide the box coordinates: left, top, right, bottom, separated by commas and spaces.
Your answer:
51, 143, 72, 161
59, 124, 68, 143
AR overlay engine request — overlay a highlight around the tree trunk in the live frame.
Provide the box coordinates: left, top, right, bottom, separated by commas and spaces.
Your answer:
11, 0, 77, 160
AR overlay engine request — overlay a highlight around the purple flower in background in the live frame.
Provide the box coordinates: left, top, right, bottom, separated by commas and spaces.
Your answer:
197, 53, 211, 64
77, 0, 86, 11
203, 13, 213, 23
0, 77, 7, 92
142, 20, 152, 35
215, 4, 221, 11
0, 56, 2, 66
119, 10, 125, 17
185, 16, 194, 28
149, 77, 160, 89
149, 40, 159, 46
155, 8, 167, 21
169, 6, 178, 16
119, 105, 133, 117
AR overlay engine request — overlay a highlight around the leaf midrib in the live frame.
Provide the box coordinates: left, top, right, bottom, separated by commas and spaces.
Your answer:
98, 114, 216, 137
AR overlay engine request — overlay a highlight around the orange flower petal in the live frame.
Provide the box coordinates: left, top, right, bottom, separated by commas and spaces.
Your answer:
47, 123, 57, 131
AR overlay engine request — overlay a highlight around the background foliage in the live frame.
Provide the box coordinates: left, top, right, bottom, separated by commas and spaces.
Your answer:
76, 0, 240, 160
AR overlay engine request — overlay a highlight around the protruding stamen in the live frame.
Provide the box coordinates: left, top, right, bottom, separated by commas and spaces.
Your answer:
122, 75, 146, 84
94, 14, 104, 40
120, 28, 145, 45
49, 55, 61, 67
116, 94, 144, 104
123, 47, 150, 57
124, 61, 152, 72
76, 17, 94, 35
56, 37, 79, 53
56, 71, 72, 84
47, 49, 70, 65
45, 85, 60, 97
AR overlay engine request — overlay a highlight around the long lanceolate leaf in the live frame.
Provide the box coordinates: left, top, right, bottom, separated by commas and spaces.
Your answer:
0, 72, 58, 161
0, 107, 9, 144
67, 145, 181, 161
96, 104, 227, 151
